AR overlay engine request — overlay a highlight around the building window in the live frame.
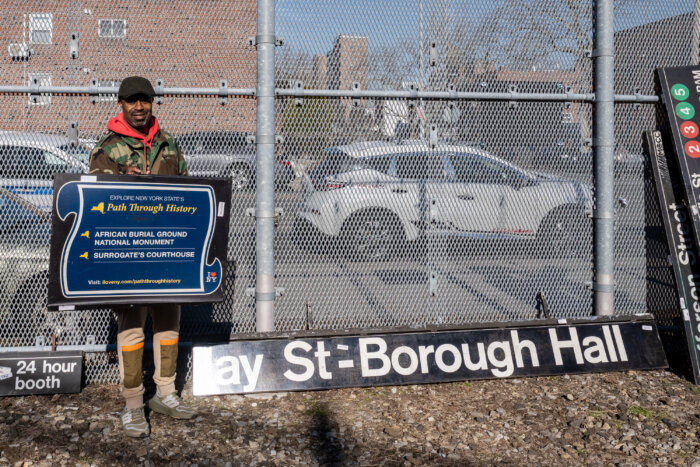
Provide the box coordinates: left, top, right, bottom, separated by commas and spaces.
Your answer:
29, 13, 52, 44
28, 74, 51, 105
98, 19, 126, 39
96, 79, 121, 102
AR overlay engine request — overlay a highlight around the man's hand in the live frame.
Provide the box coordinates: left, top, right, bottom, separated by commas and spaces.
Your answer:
125, 166, 150, 175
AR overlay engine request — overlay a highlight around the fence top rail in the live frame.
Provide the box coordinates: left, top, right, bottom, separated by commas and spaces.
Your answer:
0, 85, 257, 97
0, 85, 659, 103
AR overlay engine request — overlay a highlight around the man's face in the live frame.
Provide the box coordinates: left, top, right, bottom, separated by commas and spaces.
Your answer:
118, 94, 153, 132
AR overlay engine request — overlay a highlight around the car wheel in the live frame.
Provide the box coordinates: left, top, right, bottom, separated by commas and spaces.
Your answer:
228, 164, 253, 191
340, 210, 404, 262
537, 207, 589, 259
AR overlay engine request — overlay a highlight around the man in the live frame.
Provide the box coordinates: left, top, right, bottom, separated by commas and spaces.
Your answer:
89, 76, 195, 438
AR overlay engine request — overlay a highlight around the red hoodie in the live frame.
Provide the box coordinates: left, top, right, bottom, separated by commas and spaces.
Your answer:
107, 113, 160, 173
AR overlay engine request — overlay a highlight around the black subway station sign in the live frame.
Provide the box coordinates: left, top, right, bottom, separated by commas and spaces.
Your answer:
193, 317, 667, 395
0, 351, 82, 396
653, 65, 700, 384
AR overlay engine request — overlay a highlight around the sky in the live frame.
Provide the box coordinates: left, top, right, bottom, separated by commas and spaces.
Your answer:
275, 0, 497, 55
275, 0, 694, 56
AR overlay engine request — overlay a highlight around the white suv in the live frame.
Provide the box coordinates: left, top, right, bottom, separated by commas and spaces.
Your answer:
296, 141, 592, 260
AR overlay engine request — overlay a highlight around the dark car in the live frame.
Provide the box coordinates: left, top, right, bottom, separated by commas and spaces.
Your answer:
0, 131, 89, 211
0, 186, 50, 242
0, 188, 52, 344
176, 131, 295, 190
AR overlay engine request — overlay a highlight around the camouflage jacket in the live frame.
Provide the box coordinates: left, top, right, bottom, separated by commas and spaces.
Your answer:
89, 128, 187, 176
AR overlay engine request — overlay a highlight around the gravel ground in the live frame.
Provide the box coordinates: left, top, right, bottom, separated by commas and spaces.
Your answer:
0, 369, 699, 466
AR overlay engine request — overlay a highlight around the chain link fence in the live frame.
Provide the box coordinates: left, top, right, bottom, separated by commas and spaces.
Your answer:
0, 0, 694, 383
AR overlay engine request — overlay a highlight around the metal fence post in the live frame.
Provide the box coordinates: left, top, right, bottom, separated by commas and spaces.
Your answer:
593, 0, 615, 316
255, 0, 276, 332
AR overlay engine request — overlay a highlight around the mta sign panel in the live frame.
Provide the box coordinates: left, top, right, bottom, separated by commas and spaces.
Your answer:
193, 318, 667, 395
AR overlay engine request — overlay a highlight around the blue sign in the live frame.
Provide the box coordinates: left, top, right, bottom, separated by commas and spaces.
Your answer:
48, 174, 231, 306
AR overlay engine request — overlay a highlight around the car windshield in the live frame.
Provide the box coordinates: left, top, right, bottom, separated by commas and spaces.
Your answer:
394, 153, 445, 180
314, 149, 391, 177
450, 152, 528, 184
0, 145, 76, 178
58, 144, 91, 165
310, 149, 391, 190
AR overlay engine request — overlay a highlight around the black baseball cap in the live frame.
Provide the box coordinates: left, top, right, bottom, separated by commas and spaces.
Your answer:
118, 76, 155, 100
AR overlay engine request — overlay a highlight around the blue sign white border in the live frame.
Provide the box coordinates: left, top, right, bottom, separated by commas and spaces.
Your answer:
55, 177, 221, 298
48, 173, 232, 307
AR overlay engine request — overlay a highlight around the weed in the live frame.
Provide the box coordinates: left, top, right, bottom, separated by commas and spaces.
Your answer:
452, 381, 472, 388
589, 410, 605, 419
355, 389, 373, 402
358, 387, 383, 400
304, 403, 330, 419
627, 405, 664, 420
687, 385, 700, 394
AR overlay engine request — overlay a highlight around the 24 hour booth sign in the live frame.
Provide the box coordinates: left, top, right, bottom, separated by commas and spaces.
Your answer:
48, 174, 231, 306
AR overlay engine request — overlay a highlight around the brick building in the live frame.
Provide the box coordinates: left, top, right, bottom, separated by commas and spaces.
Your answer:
325, 35, 370, 138
326, 35, 368, 91
310, 54, 327, 90
0, 0, 257, 137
